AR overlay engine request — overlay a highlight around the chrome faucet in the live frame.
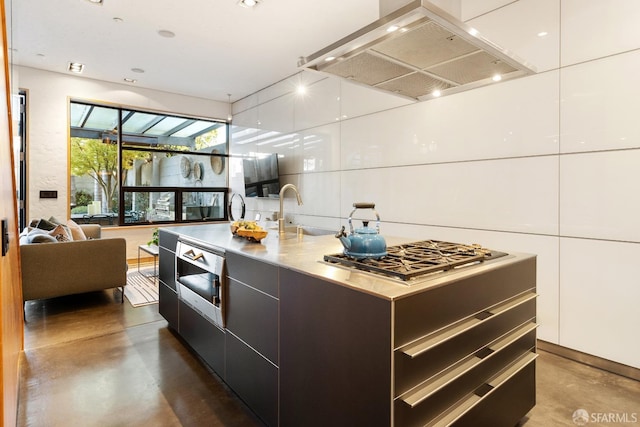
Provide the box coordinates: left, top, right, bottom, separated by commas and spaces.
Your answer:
278, 184, 303, 234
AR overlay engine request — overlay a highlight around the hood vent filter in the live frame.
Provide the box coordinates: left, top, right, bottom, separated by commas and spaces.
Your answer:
299, 1, 535, 101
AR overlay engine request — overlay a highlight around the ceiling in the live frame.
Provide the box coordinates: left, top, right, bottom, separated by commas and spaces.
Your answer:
8, 0, 380, 103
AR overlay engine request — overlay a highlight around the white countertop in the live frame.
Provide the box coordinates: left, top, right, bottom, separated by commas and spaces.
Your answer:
163, 223, 534, 301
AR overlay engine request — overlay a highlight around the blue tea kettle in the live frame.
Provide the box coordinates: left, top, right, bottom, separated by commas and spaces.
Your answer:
336, 203, 387, 260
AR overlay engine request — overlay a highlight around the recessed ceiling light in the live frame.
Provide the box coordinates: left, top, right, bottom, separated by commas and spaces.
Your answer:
158, 29, 175, 38
113, 17, 124, 23
324, 56, 335, 62
86, 0, 103, 4
432, 89, 441, 97
68, 62, 85, 73
386, 25, 399, 32
492, 74, 502, 82
237, 0, 260, 8
123, 78, 137, 83
131, 68, 145, 73
537, 31, 549, 37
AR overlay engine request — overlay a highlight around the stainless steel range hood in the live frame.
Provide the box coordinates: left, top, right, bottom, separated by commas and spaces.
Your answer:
298, 0, 536, 101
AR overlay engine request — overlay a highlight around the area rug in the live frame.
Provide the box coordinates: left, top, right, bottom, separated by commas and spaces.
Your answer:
125, 267, 159, 307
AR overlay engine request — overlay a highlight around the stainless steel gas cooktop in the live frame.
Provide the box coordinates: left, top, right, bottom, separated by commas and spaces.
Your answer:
323, 240, 507, 283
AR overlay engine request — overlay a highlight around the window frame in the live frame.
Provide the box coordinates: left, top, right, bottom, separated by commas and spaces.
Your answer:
69, 100, 230, 227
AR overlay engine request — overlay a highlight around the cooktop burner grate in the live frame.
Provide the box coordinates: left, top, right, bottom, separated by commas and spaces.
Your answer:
323, 240, 506, 281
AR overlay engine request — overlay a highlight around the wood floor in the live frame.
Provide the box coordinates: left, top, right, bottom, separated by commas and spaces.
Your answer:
18, 289, 640, 427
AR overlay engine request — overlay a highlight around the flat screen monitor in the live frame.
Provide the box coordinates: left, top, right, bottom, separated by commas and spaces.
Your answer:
243, 153, 280, 198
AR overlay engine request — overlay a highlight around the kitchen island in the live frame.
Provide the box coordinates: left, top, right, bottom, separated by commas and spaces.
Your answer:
158, 223, 537, 427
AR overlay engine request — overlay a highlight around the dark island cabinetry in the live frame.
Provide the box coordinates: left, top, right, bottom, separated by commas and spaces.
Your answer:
158, 230, 178, 330
279, 268, 392, 427
280, 256, 536, 427
225, 252, 279, 427
158, 230, 226, 376
158, 225, 537, 427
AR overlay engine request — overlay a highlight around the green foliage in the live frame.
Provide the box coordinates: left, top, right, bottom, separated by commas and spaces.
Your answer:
70, 137, 146, 212
71, 205, 88, 214
74, 190, 93, 207
70, 137, 118, 212
147, 228, 159, 246
195, 128, 219, 150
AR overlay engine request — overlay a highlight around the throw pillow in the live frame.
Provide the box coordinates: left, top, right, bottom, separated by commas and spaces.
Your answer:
35, 218, 57, 231
48, 224, 71, 242
48, 216, 65, 225
48, 216, 75, 241
66, 219, 87, 241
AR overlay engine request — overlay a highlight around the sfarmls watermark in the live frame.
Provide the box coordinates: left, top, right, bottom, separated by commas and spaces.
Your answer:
573, 409, 638, 425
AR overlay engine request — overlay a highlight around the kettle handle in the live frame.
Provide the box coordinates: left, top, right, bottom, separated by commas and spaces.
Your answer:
347, 202, 381, 234
353, 202, 375, 209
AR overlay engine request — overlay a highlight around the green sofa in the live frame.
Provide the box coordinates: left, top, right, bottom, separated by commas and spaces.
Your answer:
20, 223, 127, 302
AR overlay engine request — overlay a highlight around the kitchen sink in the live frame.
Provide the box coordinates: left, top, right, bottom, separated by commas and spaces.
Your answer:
269, 225, 335, 238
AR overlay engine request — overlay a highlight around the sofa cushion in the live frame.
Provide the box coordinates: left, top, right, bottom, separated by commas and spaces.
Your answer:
48, 224, 71, 242
66, 219, 87, 240
49, 216, 80, 240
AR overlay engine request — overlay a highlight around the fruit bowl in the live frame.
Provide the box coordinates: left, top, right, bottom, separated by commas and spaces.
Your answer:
230, 220, 256, 235
236, 228, 268, 242
230, 221, 268, 242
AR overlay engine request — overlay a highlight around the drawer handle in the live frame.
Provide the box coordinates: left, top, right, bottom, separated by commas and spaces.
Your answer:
399, 321, 537, 407
400, 291, 537, 358
184, 249, 204, 261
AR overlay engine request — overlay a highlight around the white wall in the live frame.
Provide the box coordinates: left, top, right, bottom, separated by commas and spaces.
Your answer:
229, 0, 640, 369
17, 66, 229, 257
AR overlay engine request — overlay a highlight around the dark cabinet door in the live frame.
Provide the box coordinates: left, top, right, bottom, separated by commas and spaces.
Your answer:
179, 301, 225, 377
158, 229, 178, 252
158, 282, 178, 331
226, 278, 278, 364
158, 247, 176, 290
279, 268, 392, 427
226, 251, 278, 297
225, 252, 279, 426
225, 332, 278, 427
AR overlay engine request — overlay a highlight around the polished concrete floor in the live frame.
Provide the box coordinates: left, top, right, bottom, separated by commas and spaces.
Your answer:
18, 289, 640, 427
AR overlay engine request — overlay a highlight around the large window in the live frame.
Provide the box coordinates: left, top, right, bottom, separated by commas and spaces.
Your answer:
70, 101, 229, 226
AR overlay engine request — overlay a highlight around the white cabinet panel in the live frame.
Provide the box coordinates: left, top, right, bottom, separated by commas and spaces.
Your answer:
231, 108, 258, 130
340, 79, 413, 121
341, 156, 558, 235
559, 237, 640, 369
561, 0, 640, 66
258, 93, 294, 134
273, 173, 341, 220
233, 93, 258, 115
258, 78, 296, 105
230, 109, 259, 156
560, 150, 640, 242
560, 50, 640, 154
290, 123, 341, 174
341, 72, 559, 169
294, 78, 340, 131
298, 171, 341, 218
467, 0, 560, 73
461, 0, 514, 20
